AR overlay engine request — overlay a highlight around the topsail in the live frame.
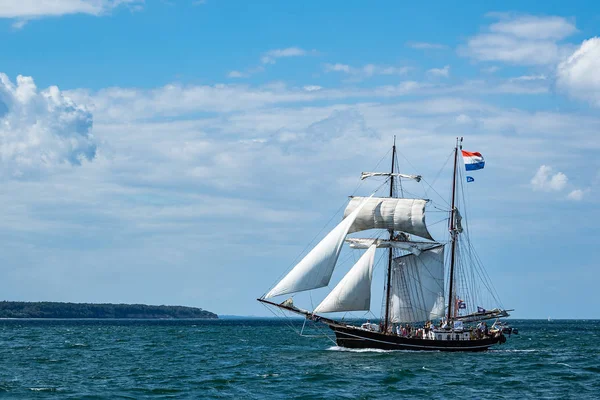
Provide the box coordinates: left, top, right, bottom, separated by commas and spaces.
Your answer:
344, 197, 433, 240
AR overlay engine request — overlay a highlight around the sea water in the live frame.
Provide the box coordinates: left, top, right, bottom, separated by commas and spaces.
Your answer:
0, 319, 598, 399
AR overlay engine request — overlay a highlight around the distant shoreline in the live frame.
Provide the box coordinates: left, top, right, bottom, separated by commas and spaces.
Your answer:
0, 301, 218, 319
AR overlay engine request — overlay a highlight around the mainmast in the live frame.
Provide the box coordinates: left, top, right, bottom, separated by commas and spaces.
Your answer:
383, 136, 396, 333
446, 137, 462, 322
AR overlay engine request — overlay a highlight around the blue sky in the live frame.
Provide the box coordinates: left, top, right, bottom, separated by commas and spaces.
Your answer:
0, 0, 599, 318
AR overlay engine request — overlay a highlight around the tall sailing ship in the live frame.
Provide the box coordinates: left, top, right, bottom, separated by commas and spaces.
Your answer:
258, 138, 515, 351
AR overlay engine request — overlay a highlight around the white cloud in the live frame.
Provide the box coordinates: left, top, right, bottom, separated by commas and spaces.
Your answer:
509, 74, 547, 82
0, 73, 97, 178
65, 77, 562, 125
557, 37, 600, 108
455, 114, 474, 124
462, 14, 576, 65
227, 70, 245, 78
324, 63, 351, 73
567, 189, 585, 201
406, 42, 448, 50
324, 63, 410, 79
427, 65, 450, 78
261, 47, 309, 64
303, 85, 322, 92
482, 66, 500, 74
0, 0, 142, 28
531, 165, 568, 192
488, 14, 577, 40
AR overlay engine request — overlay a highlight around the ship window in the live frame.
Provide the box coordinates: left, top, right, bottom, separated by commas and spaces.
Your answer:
446, 334, 450, 340
437, 335, 441, 340
456, 334, 460, 340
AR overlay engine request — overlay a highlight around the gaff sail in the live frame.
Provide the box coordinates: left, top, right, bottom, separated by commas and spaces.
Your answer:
388, 245, 445, 323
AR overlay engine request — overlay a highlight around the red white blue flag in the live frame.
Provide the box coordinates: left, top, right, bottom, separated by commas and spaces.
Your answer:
461, 150, 485, 171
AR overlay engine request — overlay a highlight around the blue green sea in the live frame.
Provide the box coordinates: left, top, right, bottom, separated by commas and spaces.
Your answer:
0, 319, 598, 399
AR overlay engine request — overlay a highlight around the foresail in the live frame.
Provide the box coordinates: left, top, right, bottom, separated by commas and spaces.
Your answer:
313, 245, 376, 313
344, 197, 433, 240
389, 245, 445, 323
264, 197, 370, 299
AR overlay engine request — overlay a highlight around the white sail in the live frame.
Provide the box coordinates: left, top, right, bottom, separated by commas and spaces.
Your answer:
345, 238, 438, 255
361, 172, 422, 182
389, 245, 445, 323
314, 245, 377, 313
344, 197, 433, 240
265, 197, 370, 298
430, 293, 446, 320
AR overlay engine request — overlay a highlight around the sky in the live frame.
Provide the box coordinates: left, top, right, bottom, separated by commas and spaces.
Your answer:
0, 0, 599, 319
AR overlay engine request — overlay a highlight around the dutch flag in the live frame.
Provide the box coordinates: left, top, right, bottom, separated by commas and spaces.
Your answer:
461, 150, 485, 171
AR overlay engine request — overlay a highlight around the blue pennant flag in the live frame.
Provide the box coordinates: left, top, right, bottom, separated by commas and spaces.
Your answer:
477, 306, 486, 313
466, 176, 474, 183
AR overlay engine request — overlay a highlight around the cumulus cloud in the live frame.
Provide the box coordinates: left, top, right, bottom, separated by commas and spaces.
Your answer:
557, 37, 600, 108
530, 165, 568, 191
0, 73, 97, 178
462, 14, 577, 65
0, 0, 142, 28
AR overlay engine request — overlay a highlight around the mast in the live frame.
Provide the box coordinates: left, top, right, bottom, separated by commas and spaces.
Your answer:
446, 137, 461, 322
383, 136, 396, 333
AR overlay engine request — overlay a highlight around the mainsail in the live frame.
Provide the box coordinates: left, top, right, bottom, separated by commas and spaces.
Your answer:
388, 245, 445, 323
314, 245, 377, 313
264, 197, 370, 298
344, 197, 433, 240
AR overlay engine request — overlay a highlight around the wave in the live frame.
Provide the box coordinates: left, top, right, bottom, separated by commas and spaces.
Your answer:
326, 346, 395, 353
325, 346, 424, 353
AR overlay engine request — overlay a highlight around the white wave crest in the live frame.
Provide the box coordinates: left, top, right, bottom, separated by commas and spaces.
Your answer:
326, 346, 395, 353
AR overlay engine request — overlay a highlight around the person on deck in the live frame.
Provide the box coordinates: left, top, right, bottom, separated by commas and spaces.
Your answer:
361, 320, 372, 330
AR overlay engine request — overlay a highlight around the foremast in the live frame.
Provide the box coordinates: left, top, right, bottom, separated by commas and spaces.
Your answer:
446, 137, 462, 323
382, 137, 396, 333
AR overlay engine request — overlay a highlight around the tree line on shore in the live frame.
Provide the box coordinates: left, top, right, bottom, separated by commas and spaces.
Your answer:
0, 301, 218, 319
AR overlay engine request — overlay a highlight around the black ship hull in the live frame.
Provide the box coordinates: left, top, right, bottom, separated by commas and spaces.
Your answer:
329, 324, 502, 352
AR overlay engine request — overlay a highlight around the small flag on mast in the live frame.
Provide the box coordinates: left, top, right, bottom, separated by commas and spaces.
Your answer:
466, 176, 474, 183
462, 150, 485, 171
